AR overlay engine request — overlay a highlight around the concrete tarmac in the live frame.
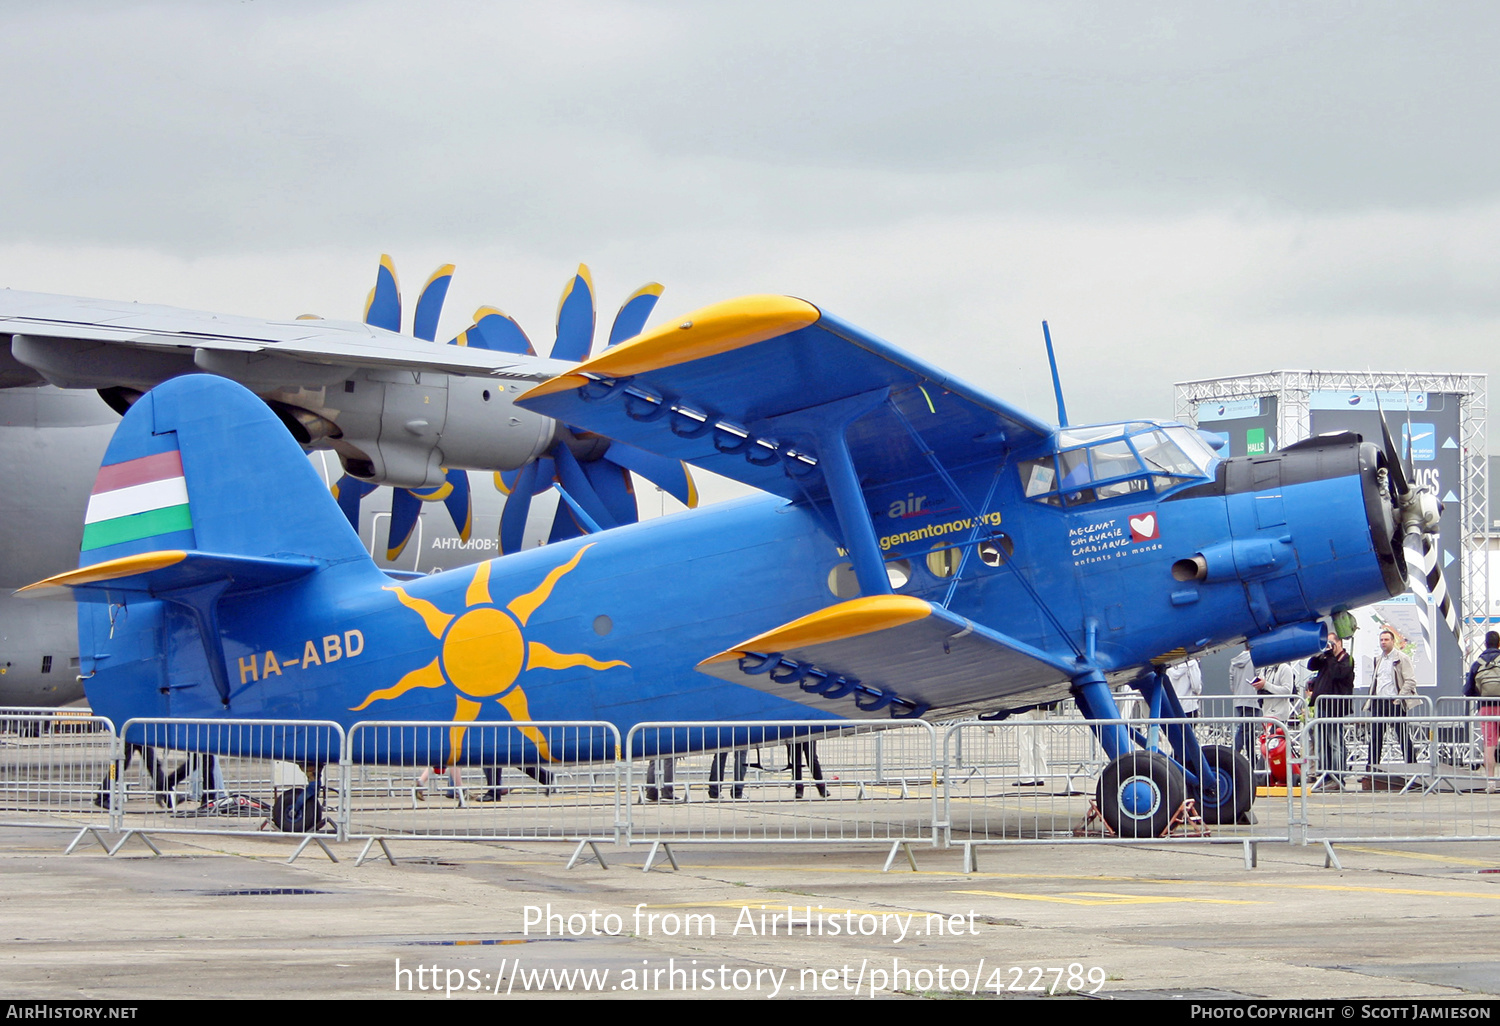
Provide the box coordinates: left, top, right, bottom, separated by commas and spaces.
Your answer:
2, 825, 1498, 1000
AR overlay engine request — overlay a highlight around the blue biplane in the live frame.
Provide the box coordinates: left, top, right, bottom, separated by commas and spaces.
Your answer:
25, 294, 1435, 837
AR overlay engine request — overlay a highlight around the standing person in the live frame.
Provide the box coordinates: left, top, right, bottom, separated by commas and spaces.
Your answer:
416, 763, 461, 801
1465, 630, 1500, 792
1015, 707, 1051, 786
1306, 633, 1355, 790
708, 749, 748, 799
790, 740, 827, 798
1166, 658, 1203, 718
1254, 662, 1296, 723
1229, 650, 1259, 764
1368, 628, 1417, 768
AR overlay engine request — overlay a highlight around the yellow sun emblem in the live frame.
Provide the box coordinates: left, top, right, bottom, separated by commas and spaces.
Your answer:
350, 543, 627, 763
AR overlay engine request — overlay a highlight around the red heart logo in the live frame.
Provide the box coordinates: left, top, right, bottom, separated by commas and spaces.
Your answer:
1129, 513, 1158, 542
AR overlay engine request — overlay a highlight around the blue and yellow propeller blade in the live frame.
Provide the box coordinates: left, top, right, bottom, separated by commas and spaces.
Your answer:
363, 254, 402, 332
601, 441, 697, 508
550, 264, 597, 362
331, 474, 378, 531
499, 461, 540, 555
582, 458, 637, 527
607, 282, 664, 347
412, 264, 455, 342
453, 306, 536, 355
386, 488, 423, 561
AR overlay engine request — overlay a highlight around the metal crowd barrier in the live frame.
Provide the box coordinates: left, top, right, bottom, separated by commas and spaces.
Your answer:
944, 714, 1296, 870
108, 718, 347, 859
343, 720, 621, 867
1299, 713, 1499, 855
4, 706, 1497, 868
1435, 697, 1500, 772
0, 713, 116, 834
622, 721, 939, 869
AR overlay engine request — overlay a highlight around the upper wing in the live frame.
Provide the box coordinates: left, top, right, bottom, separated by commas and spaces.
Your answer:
517, 295, 1052, 500
0, 289, 572, 389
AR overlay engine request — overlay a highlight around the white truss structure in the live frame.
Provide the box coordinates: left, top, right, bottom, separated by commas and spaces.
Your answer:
1174, 370, 1489, 648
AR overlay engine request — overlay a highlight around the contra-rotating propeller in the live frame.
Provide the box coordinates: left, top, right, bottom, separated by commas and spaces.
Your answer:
332, 257, 696, 560
486, 265, 697, 554
1375, 397, 1458, 653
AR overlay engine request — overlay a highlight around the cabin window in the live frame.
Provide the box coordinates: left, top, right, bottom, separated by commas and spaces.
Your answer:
828, 560, 911, 597
979, 534, 1015, 566
925, 545, 961, 578
828, 562, 859, 599
1020, 458, 1056, 497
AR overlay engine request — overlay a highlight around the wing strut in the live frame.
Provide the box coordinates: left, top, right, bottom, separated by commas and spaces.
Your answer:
796, 390, 893, 597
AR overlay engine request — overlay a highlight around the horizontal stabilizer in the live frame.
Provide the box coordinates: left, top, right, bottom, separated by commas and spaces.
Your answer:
518, 295, 1052, 501
19, 549, 317, 602
696, 596, 1076, 720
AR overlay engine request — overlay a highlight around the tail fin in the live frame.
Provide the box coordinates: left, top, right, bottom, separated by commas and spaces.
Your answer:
24, 375, 377, 713
76, 374, 371, 568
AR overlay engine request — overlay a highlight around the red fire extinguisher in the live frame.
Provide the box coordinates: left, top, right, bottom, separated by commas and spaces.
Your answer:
1259, 724, 1300, 786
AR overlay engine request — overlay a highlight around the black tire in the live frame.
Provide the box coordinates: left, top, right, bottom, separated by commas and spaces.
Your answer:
1097, 752, 1186, 838
1191, 744, 1254, 824
271, 783, 322, 833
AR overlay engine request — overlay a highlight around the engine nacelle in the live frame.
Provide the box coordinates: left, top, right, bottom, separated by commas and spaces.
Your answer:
311, 370, 557, 489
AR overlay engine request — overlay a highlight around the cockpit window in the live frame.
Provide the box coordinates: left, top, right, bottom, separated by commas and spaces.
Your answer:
1020, 421, 1216, 508
1134, 431, 1198, 477
1165, 426, 1219, 472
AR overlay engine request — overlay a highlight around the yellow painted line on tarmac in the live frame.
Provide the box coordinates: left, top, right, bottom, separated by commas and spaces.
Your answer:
1334, 845, 1500, 868
954, 889, 1262, 906
627, 864, 1500, 903
957, 876, 1500, 902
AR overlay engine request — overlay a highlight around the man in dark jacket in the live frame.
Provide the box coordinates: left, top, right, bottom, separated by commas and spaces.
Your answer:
1307, 633, 1355, 790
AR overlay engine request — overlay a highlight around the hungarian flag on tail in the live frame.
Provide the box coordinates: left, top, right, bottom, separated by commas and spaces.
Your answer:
82, 449, 194, 552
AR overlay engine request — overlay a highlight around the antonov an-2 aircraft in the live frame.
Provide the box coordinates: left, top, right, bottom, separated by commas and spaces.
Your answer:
24, 292, 1440, 838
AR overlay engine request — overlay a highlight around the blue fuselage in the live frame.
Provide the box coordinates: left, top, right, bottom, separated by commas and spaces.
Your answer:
83, 434, 1397, 764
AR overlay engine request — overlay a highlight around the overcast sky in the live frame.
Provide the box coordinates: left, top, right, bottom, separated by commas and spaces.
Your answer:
2, 1, 1498, 455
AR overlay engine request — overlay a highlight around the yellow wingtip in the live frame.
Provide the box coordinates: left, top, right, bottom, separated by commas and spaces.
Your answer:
523, 294, 820, 391
696, 595, 932, 667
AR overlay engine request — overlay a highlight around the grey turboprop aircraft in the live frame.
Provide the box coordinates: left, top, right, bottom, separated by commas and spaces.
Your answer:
0, 259, 696, 707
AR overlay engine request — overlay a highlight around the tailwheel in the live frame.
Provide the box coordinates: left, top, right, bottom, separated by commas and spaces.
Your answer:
1096, 751, 1186, 838
271, 771, 324, 833
1191, 744, 1254, 825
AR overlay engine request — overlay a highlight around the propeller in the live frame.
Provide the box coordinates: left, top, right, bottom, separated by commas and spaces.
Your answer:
334, 256, 472, 560
1375, 394, 1458, 654
485, 267, 691, 554
336, 257, 697, 559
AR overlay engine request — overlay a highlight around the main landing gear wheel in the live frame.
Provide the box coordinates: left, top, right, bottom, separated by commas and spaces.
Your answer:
1191, 744, 1254, 825
272, 781, 323, 833
1097, 752, 1186, 838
